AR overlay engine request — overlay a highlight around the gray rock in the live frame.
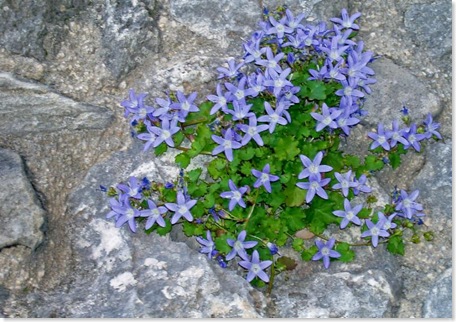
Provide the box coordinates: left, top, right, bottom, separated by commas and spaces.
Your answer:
0, 148, 45, 250
413, 141, 452, 222
169, 0, 261, 48
0, 72, 114, 135
362, 58, 441, 127
0, 0, 48, 60
423, 268, 452, 318
404, 1, 452, 59
2, 140, 266, 318
272, 269, 397, 318
101, 0, 161, 79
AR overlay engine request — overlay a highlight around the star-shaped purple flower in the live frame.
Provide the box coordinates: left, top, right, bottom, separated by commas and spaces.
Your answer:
296, 176, 331, 203
171, 91, 199, 122
298, 151, 333, 181
257, 101, 288, 133
116, 176, 143, 200
226, 230, 258, 261
368, 123, 392, 151
332, 170, 358, 197
330, 8, 362, 30
220, 180, 249, 211
311, 103, 343, 132
251, 164, 280, 193
239, 250, 272, 282
207, 83, 230, 115
312, 238, 341, 269
140, 199, 167, 229
196, 230, 217, 259
395, 189, 423, 219
239, 116, 269, 146
404, 123, 426, 152
333, 198, 363, 229
111, 199, 141, 233
361, 217, 390, 247
423, 113, 442, 140
211, 128, 243, 162
389, 120, 408, 148
165, 191, 197, 224
147, 117, 180, 148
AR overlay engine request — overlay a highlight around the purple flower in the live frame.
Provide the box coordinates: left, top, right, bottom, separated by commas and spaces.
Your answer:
361, 217, 390, 247
251, 164, 280, 193
211, 128, 243, 162
111, 199, 141, 233
247, 72, 266, 97
239, 250, 272, 282
353, 174, 372, 195
335, 77, 365, 105
117, 176, 143, 200
207, 83, 230, 115
395, 189, 423, 219
423, 113, 442, 139
320, 36, 349, 62
152, 96, 173, 118
389, 120, 408, 148
336, 111, 360, 136
257, 101, 288, 133
311, 103, 343, 132
404, 123, 426, 152
136, 120, 158, 151
217, 58, 244, 79
298, 151, 333, 181
106, 197, 124, 221
171, 91, 199, 121
220, 180, 248, 211
312, 238, 341, 269
226, 230, 258, 261
225, 100, 254, 121
165, 191, 197, 224
284, 8, 306, 30
330, 8, 361, 30
266, 15, 293, 39
378, 212, 397, 231
332, 198, 362, 229
239, 116, 269, 146
267, 242, 279, 255
196, 230, 217, 259
263, 68, 293, 97
332, 170, 358, 197
147, 117, 180, 148
243, 38, 266, 63
140, 199, 167, 229
296, 176, 331, 203
225, 76, 256, 102
256, 47, 285, 72
368, 123, 392, 151
121, 89, 148, 116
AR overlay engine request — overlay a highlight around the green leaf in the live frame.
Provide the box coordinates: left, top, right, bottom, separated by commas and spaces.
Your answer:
154, 143, 168, 156
187, 181, 208, 197
202, 193, 215, 209
240, 161, 252, 176
284, 184, 306, 207
175, 153, 191, 168
187, 168, 203, 182
214, 234, 234, 254
182, 221, 204, 237
389, 152, 401, 170
386, 235, 405, 255
208, 158, 227, 180
335, 242, 355, 262
365, 155, 384, 172
292, 238, 304, 251
238, 147, 256, 161
280, 207, 306, 232
273, 138, 300, 161
301, 245, 318, 261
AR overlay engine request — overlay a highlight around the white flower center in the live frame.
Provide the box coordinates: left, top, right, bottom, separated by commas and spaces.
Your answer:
251, 263, 261, 273
338, 118, 347, 126
408, 134, 416, 143
403, 199, 411, 208
330, 51, 340, 60
223, 140, 232, 149
371, 227, 379, 236
346, 211, 354, 220
178, 205, 188, 215
392, 132, 401, 140
268, 61, 277, 68
235, 90, 245, 100
261, 172, 269, 183
234, 240, 243, 251
129, 188, 139, 196
248, 127, 257, 136
139, 108, 147, 118
151, 208, 160, 217
344, 86, 353, 96
219, 97, 227, 105
383, 222, 391, 230
271, 114, 279, 122
323, 116, 333, 126
126, 208, 135, 219
377, 136, 386, 144
330, 70, 338, 78
309, 164, 319, 174
161, 130, 171, 140
181, 101, 190, 111
321, 247, 330, 256
341, 180, 349, 189
276, 24, 285, 33
311, 181, 320, 190
232, 191, 241, 201
274, 79, 284, 88
305, 38, 312, 46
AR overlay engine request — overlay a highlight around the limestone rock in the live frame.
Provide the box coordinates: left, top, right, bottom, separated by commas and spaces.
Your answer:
0, 148, 45, 250
0, 72, 114, 135
423, 268, 452, 318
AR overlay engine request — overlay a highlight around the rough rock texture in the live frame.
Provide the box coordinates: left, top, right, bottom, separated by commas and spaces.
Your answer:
0, 0, 452, 318
0, 148, 45, 250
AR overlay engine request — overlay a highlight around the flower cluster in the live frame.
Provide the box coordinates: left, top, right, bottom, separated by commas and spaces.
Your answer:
103, 7, 440, 286
368, 113, 441, 153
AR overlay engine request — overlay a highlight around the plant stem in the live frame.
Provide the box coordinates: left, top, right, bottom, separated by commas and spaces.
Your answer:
267, 261, 275, 296
181, 117, 208, 127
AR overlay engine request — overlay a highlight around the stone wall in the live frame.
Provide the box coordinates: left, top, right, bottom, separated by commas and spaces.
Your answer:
0, 0, 451, 318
